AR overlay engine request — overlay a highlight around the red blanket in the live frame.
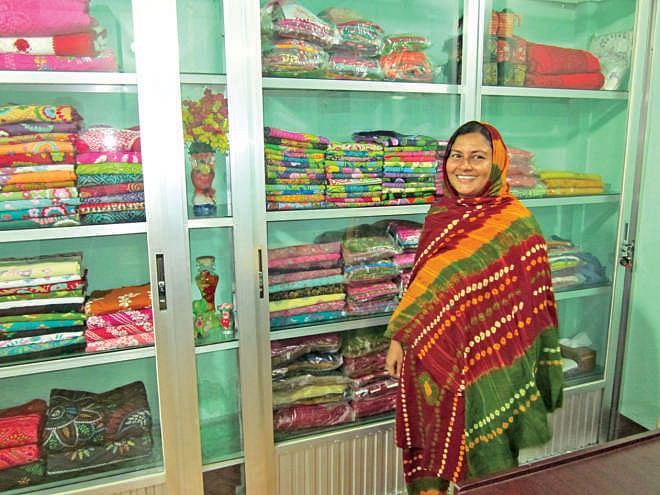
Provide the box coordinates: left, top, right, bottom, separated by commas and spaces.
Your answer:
526, 71, 604, 90
527, 43, 601, 74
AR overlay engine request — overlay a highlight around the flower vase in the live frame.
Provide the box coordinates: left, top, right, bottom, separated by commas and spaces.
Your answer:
195, 256, 219, 312
190, 142, 217, 217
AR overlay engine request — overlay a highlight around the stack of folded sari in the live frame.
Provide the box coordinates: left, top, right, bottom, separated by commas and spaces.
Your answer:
75, 126, 145, 224
507, 146, 546, 198
385, 220, 422, 296
83, 283, 153, 352
547, 236, 607, 291
342, 224, 401, 316
324, 142, 383, 208
342, 328, 397, 418
42, 381, 153, 476
264, 127, 329, 210
0, 104, 82, 230
0, 253, 86, 364
379, 34, 434, 82
538, 170, 604, 196
268, 242, 345, 328
525, 43, 604, 90
0, 0, 117, 72
0, 399, 47, 490
271, 333, 353, 434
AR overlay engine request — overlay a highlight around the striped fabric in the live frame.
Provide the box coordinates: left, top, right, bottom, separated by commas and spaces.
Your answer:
386, 123, 563, 492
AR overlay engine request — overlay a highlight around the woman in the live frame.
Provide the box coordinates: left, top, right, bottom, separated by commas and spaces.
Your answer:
385, 121, 564, 494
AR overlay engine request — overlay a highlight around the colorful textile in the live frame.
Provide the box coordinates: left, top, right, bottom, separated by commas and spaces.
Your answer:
0, 460, 44, 490
269, 300, 346, 319
84, 284, 151, 316
0, 32, 96, 57
270, 310, 344, 328
380, 51, 434, 82
0, 333, 85, 362
0, 49, 117, 72
262, 39, 329, 77
525, 71, 604, 90
0, 186, 77, 202
526, 43, 601, 75
0, 399, 46, 449
76, 151, 142, 164
0, 214, 79, 230
76, 162, 142, 175
84, 321, 153, 341
0, 121, 79, 137
85, 308, 153, 329
76, 173, 143, 186
0, 0, 92, 36
0, 444, 40, 469
85, 332, 154, 352
78, 201, 145, 214
273, 402, 352, 433
76, 127, 141, 153
386, 123, 563, 486
78, 182, 144, 198
265, 127, 329, 146
80, 211, 145, 225
0, 105, 79, 125
0, 254, 81, 283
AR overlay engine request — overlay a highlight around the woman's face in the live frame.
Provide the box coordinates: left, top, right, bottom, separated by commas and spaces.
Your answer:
446, 132, 493, 198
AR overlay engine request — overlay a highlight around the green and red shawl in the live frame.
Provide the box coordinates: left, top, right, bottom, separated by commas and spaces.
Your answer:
386, 123, 563, 489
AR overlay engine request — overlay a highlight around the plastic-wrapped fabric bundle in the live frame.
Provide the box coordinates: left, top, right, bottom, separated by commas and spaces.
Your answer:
353, 390, 397, 418
272, 373, 349, 408
325, 54, 383, 80
380, 51, 434, 82
271, 333, 342, 367
343, 260, 400, 284
342, 327, 390, 358
272, 351, 343, 379
341, 224, 400, 265
273, 401, 353, 432
380, 34, 431, 56
262, 39, 329, 77
333, 20, 384, 57
343, 350, 387, 378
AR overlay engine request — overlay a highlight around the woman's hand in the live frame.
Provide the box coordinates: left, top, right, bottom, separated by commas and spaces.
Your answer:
385, 339, 404, 378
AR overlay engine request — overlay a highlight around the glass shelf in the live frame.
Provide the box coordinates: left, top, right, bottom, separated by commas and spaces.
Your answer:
187, 218, 234, 229
481, 86, 629, 100
263, 77, 462, 94
0, 223, 148, 243
195, 341, 239, 354
180, 74, 227, 86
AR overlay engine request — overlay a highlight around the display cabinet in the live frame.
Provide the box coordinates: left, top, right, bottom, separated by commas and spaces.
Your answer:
0, 0, 656, 494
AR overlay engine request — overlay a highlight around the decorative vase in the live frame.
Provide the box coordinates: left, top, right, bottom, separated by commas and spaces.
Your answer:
189, 142, 217, 217
195, 256, 219, 312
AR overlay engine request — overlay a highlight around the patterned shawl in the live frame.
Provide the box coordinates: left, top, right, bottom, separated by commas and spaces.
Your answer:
386, 123, 563, 484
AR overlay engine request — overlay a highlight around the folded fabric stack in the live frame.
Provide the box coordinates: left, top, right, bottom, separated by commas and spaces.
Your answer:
507, 146, 546, 198
0, 399, 47, 490
83, 283, 153, 352
525, 43, 604, 90
0, 0, 117, 72
495, 35, 528, 86
271, 333, 353, 434
386, 220, 422, 296
379, 33, 434, 82
42, 381, 153, 476
0, 104, 82, 230
538, 170, 605, 196
324, 142, 383, 208
342, 224, 401, 316
547, 236, 607, 291
436, 139, 448, 197
261, 2, 337, 78
75, 126, 145, 224
342, 328, 397, 418
264, 127, 329, 211
319, 8, 384, 80
0, 253, 86, 364
268, 241, 345, 328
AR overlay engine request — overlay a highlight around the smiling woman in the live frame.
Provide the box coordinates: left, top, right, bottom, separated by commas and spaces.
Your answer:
445, 125, 493, 198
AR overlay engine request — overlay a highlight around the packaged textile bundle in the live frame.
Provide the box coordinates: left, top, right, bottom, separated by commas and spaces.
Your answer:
0, 104, 83, 230
0, 399, 47, 490
352, 130, 440, 206
342, 328, 397, 418
83, 283, 153, 352
0, 0, 117, 72
271, 333, 353, 434
268, 241, 345, 328
324, 142, 383, 208
261, 1, 337, 78
379, 34, 434, 82
264, 127, 329, 211
0, 253, 86, 364
341, 224, 401, 316
506, 146, 546, 199
42, 381, 153, 476
525, 43, 604, 90
537, 170, 605, 196
546, 236, 607, 291
75, 126, 145, 225
384, 220, 422, 296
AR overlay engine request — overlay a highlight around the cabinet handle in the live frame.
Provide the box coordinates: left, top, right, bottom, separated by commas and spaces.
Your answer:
155, 253, 168, 310
258, 249, 265, 299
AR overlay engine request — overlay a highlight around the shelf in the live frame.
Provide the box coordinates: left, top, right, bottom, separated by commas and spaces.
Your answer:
187, 217, 234, 229
0, 222, 148, 243
266, 204, 430, 222
180, 73, 228, 86
0, 346, 156, 380
270, 314, 391, 341
195, 340, 239, 354
0, 71, 137, 92
555, 284, 611, 301
522, 194, 620, 208
202, 457, 244, 473
481, 86, 628, 100
262, 77, 461, 95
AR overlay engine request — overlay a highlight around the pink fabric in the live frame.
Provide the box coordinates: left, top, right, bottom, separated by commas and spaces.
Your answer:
507, 175, 539, 187
343, 351, 387, 378
274, 402, 353, 433
268, 241, 340, 260
84, 322, 153, 341
0, 0, 92, 36
0, 49, 117, 72
269, 268, 342, 285
85, 332, 154, 352
393, 252, 416, 268
76, 126, 141, 153
0, 444, 40, 469
76, 151, 142, 164
269, 300, 345, 319
526, 43, 601, 75
268, 253, 341, 271
85, 308, 153, 329
352, 390, 397, 418
508, 162, 535, 176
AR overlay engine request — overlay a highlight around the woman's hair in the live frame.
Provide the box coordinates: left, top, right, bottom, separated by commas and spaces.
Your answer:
443, 121, 492, 162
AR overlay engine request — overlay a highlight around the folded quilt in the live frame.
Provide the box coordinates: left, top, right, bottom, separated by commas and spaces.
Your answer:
0, 187, 77, 202
269, 275, 344, 294
269, 299, 346, 319
85, 308, 153, 329
0, 444, 41, 470
0, 197, 79, 212
269, 267, 342, 286
0, 214, 80, 230
0, 152, 75, 168
0, 254, 81, 283
84, 321, 153, 341
526, 43, 601, 74
0, 32, 97, 57
80, 211, 145, 225
0, 121, 80, 137
0, 399, 46, 449
0, 105, 79, 125
76, 173, 143, 186
76, 151, 142, 164
85, 332, 154, 352
269, 293, 345, 313
270, 310, 344, 328
78, 201, 145, 214
0, 49, 117, 72
76, 162, 142, 175
85, 284, 151, 316
526, 71, 604, 89
0, 295, 84, 310
264, 127, 329, 146
0, 334, 85, 362
0, 133, 76, 145
78, 182, 144, 198
269, 283, 344, 302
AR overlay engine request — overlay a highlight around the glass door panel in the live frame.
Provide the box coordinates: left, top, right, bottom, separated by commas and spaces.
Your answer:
0, 358, 162, 493
260, 0, 464, 84
177, 0, 226, 75
482, 0, 637, 91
